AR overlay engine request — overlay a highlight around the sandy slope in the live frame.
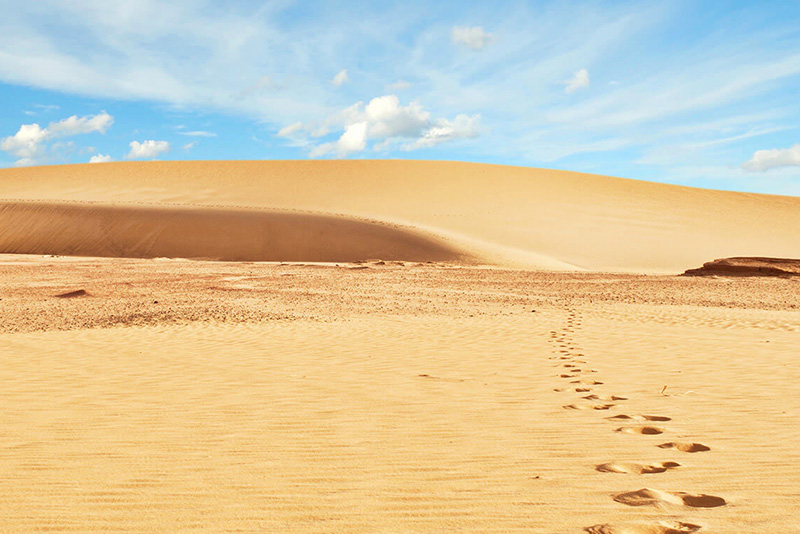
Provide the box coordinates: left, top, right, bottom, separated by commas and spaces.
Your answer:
0, 201, 465, 262
1, 257, 798, 532
2, 160, 800, 272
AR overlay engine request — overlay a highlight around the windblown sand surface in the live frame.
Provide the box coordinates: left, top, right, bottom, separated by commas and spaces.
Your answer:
2, 160, 800, 272
1, 161, 799, 532
1, 256, 799, 532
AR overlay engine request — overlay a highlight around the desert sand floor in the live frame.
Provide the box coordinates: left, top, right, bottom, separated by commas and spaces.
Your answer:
1, 256, 798, 533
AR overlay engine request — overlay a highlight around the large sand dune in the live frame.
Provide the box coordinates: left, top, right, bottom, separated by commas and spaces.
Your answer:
2, 160, 800, 271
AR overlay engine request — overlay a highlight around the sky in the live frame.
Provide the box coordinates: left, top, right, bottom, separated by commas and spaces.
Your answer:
1, 0, 799, 195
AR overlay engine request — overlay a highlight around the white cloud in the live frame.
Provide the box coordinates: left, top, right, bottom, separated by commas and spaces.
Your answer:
742, 144, 800, 172
127, 140, 170, 159
178, 130, 216, 137
331, 69, 349, 87
386, 80, 411, 91
89, 154, 112, 163
0, 123, 49, 161
297, 95, 480, 157
565, 69, 590, 93
451, 26, 493, 51
0, 111, 113, 165
310, 121, 368, 158
183, 142, 196, 150
48, 111, 113, 136
364, 95, 430, 138
277, 121, 303, 137
406, 114, 481, 149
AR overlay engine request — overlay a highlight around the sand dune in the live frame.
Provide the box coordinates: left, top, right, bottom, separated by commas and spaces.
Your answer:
0, 201, 466, 263
2, 160, 800, 272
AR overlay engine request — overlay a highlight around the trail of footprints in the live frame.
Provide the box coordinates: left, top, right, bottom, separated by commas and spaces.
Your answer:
547, 309, 725, 534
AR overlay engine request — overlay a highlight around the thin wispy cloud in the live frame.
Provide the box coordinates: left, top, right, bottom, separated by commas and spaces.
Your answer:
178, 131, 217, 137
451, 26, 492, 51
565, 69, 590, 93
386, 80, 411, 91
331, 69, 349, 87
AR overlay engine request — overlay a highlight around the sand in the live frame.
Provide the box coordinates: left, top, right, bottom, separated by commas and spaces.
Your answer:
1, 161, 799, 532
0, 257, 799, 532
2, 160, 800, 271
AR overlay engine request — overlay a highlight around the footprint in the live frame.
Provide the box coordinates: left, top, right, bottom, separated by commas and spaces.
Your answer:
583, 394, 628, 401
584, 520, 702, 533
613, 488, 726, 508
606, 415, 671, 422
615, 426, 664, 435
572, 379, 603, 385
595, 461, 681, 474
642, 415, 671, 422
657, 442, 710, 453
564, 403, 615, 411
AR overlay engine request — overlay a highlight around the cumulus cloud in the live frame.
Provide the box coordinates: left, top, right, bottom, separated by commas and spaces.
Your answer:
742, 144, 800, 172
565, 69, 590, 93
451, 26, 492, 51
89, 154, 113, 163
331, 69, 349, 87
127, 140, 170, 159
364, 95, 430, 138
0, 123, 49, 161
310, 121, 367, 158
284, 95, 480, 157
0, 111, 113, 166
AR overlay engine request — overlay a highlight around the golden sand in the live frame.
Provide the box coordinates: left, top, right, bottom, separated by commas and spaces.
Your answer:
1, 161, 798, 532
2, 160, 800, 271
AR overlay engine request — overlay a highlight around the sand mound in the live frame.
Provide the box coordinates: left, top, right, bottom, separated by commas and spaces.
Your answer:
683, 257, 800, 277
2, 160, 799, 271
0, 201, 468, 263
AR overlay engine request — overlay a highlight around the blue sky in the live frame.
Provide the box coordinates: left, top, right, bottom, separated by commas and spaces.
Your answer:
1, 0, 799, 194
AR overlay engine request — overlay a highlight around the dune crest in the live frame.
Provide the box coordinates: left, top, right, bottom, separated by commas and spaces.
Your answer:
1, 160, 800, 271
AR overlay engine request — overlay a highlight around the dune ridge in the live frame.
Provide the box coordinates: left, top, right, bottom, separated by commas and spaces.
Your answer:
2, 160, 800, 271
